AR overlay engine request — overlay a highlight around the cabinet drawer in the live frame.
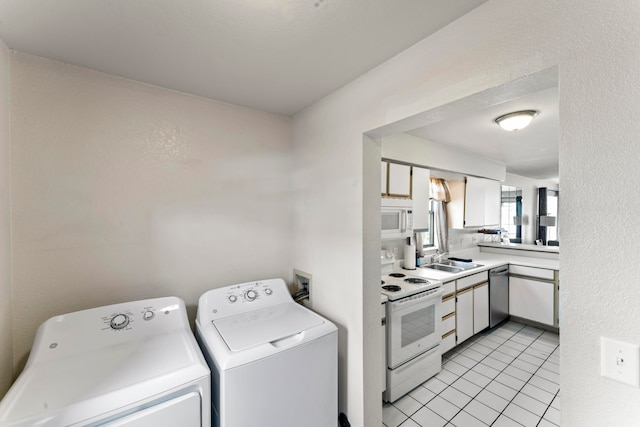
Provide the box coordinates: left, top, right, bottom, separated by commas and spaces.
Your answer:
457, 271, 489, 291
442, 313, 456, 334
442, 295, 455, 316
443, 281, 456, 297
441, 330, 456, 354
510, 265, 555, 280
509, 276, 554, 325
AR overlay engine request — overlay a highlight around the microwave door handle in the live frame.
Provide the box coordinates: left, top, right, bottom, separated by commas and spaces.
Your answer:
401, 211, 406, 232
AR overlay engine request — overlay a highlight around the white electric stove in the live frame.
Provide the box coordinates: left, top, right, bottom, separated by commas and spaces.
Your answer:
380, 250, 442, 301
380, 250, 444, 402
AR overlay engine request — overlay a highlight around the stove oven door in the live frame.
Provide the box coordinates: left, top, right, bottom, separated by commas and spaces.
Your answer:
387, 288, 443, 369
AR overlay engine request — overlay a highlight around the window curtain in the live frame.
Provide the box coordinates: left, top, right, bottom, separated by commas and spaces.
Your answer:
429, 178, 450, 253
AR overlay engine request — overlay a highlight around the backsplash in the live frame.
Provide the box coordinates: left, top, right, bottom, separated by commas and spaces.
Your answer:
381, 228, 501, 264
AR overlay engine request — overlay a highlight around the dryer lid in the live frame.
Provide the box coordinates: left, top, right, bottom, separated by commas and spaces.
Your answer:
213, 302, 324, 352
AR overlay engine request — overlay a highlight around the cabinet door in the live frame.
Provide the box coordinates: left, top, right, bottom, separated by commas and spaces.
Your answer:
464, 177, 485, 227
484, 179, 501, 226
473, 282, 489, 334
463, 177, 501, 227
456, 288, 473, 344
509, 277, 554, 326
381, 162, 388, 196
412, 167, 430, 229
387, 163, 412, 198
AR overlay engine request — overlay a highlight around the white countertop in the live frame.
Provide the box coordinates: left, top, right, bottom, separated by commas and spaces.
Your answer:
478, 242, 559, 254
397, 248, 559, 283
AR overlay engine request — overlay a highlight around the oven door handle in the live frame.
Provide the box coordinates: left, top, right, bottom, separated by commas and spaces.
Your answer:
390, 287, 444, 310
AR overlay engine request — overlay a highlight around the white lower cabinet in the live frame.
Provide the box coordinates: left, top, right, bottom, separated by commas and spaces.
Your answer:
473, 282, 489, 334
509, 276, 554, 326
456, 288, 473, 344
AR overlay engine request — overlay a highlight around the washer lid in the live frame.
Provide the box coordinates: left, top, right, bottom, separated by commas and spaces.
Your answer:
213, 302, 324, 352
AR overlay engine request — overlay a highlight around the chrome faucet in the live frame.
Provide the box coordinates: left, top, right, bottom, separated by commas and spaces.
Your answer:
431, 250, 448, 264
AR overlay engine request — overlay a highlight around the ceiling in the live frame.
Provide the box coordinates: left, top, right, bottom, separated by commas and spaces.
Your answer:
0, 0, 558, 181
407, 87, 559, 182
0, 0, 487, 116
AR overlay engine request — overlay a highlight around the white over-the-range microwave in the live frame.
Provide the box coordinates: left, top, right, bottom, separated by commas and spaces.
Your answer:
381, 198, 413, 240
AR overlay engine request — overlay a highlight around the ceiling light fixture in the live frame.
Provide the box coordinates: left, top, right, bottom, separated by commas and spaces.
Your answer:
495, 110, 538, 131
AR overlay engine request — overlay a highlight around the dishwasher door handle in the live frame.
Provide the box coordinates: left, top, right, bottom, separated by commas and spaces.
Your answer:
490, 269, 509, 276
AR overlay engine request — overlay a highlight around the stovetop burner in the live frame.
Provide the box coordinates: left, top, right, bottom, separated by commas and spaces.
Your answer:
382, 285, 402, 292
404, 278, 428, 284
389, 273, 406, 278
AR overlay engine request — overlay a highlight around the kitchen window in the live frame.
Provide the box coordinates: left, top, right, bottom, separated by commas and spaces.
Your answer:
416, 201, 435, 249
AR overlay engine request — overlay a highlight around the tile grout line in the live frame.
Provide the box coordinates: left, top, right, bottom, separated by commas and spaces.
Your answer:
441, 323, 553, 426
385, 322, 560, 427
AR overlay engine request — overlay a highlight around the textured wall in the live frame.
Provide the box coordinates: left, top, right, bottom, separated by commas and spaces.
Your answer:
9, 53, 292, 370
0, 38, 12, 399
292, 1, 640, 425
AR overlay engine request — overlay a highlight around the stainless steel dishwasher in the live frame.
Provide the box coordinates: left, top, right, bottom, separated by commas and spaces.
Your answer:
489, 266, 509, 327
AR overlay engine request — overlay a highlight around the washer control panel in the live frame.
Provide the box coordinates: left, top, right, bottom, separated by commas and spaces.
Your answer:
224, 281, 275, 305
201, 278, 291, 321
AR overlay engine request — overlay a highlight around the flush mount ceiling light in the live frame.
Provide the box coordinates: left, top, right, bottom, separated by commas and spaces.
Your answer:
495, 110, 538, 131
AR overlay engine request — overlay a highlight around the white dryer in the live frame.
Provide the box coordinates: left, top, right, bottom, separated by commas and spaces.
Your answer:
0, 297, 210, 426
196, 278, 337, 427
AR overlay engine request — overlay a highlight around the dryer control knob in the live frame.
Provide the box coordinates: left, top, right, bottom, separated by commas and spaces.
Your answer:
264, 288, 273, 296
228, 295, 237, 303
246, 290, 258, 301
110, 314, 129, 330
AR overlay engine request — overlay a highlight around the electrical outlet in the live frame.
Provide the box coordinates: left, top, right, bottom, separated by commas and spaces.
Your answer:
601, 337, 640, 387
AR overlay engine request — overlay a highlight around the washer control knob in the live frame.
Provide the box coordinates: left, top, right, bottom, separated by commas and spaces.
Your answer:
143, 310, 154, 321
228, 295, 237, 303
110, 314, 129, 330
246, 290, 258, 301
264, 288, 273, 296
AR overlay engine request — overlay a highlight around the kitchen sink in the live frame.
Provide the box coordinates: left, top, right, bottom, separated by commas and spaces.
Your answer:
421, 260, 484, 273
421, 264, 464, 273
438, 260, 484, 270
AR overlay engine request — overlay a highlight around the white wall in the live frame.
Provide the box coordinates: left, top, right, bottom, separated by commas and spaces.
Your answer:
0, 38, 13, 399
9, 53, 292, 370
381, 133, 506, 182
292, 1, 640, 425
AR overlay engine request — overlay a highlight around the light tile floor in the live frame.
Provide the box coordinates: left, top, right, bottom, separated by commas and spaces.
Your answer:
383, 321, 560, 427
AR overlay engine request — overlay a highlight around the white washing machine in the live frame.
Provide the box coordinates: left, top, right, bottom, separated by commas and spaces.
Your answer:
195, 278, 337, 427
0, 296, 210, 426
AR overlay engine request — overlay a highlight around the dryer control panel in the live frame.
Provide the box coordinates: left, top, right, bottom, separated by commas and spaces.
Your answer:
28, 297, 190, 363
198, 278, 292, 321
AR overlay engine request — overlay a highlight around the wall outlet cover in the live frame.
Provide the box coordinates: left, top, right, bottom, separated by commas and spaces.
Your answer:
601, 337, 640, 388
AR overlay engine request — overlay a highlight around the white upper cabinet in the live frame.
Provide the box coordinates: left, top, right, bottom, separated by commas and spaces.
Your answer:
464, 177, 485, 227
384, 162, 412, 198
446, 176, 501, 228
412, 167, 430, 230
